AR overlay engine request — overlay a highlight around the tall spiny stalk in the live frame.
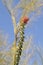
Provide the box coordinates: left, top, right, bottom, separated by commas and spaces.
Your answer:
14, 22, 25, 65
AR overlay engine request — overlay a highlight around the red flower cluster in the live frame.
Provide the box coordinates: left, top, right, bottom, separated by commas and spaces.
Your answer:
22, 16, 29, 24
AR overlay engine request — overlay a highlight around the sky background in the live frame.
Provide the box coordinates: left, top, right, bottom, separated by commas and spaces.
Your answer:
0, 0, 43, 46
0, 0, 43, 65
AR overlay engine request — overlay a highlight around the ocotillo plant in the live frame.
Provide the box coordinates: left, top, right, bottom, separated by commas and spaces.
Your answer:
2, 0, 43, 65
14, 16, 29, 65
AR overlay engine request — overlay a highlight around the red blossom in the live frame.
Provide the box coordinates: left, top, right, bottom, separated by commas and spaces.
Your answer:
22, 16, 29, 24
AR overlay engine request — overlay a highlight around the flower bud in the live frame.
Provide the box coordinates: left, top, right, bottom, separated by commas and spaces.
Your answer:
22, 16, 29, 24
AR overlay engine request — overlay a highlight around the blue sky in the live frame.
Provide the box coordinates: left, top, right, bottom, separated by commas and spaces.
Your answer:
0, 0, 14, 44
0, 0, 43, 47
0, 0, 43, 64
